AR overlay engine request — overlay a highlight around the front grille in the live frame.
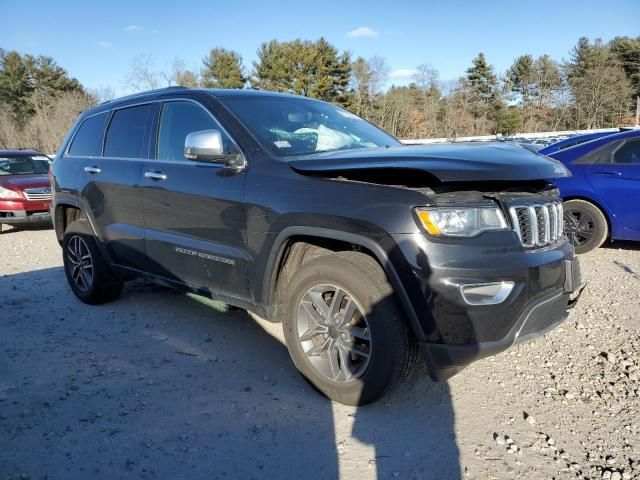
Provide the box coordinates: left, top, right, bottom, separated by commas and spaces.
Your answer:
509, 201, 563, 248
22, 188, 52, 201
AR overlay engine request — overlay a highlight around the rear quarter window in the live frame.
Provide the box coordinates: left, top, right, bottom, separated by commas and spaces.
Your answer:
613, 140, 640, 164
67, 112, 109, 157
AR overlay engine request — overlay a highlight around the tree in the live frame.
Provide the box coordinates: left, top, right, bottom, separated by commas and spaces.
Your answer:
0, 50, 34, 125
610, 36, 640, 97
201, 48, 246, 88
348, 56, 389, 121
507, 54, 563, 131
0, 50, 82, 127
350, 57, 371, 117
252, 38, 351, 106
567, 38, 633, 128
496, 106, 522, 135
412, 64, 441, 136
125, 55, 199, 91
463, 53, 502, 134
125, 54, 160, 91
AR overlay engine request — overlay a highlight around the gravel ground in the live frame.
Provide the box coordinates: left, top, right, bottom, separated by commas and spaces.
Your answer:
1, 226, 638, 480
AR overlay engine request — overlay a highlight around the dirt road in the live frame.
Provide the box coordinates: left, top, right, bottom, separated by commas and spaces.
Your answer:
1, 227, 638, 479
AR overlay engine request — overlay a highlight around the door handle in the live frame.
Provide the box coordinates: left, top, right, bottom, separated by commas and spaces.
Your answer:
144, 171, 168, 181
592, 170, 622, 176
84, 166, 101, 174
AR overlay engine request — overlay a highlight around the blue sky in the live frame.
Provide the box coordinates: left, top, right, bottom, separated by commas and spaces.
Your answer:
2, 0, 638, 95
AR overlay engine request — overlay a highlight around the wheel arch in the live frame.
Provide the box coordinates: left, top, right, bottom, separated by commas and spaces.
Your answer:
261, 226, 427, 343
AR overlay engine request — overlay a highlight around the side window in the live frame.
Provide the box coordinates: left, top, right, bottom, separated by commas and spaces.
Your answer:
104, 104, 153, 158
157, 101, 236, 161
613, 141, 640, 165
68, 112, 109, 156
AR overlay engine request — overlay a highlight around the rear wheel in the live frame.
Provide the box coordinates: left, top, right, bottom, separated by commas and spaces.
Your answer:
282, 251, 417, 406
563, 199, 608, 254
62, 221, 123, 304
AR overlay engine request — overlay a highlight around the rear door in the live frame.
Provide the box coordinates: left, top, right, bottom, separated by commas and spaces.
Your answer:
587, 138, 640, 233
71, 103, 155, 269
140, 98, 250, 298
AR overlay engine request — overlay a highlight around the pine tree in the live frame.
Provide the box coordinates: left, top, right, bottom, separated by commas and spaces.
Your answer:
566, 38, 633, 128
0, 50, 83, 127
201, 48, 246, 89
610, 36, 640, 97
463, 53, 502, 134
252, 38, 352, 107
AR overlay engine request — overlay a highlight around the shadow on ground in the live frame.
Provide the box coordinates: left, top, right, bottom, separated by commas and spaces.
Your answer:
0, 267, 459, 479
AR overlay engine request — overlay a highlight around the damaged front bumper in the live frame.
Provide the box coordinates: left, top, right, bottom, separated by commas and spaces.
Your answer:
390, 232, 583, 381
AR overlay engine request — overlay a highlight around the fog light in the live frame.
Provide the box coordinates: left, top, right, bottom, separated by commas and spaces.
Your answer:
460, 281, 514, 305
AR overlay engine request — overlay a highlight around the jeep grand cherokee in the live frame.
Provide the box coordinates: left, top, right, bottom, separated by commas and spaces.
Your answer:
51, 87, 582, 405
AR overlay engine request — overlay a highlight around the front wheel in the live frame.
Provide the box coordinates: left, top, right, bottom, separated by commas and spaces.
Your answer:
282, 251, 417, 406
563, 199, 608, 254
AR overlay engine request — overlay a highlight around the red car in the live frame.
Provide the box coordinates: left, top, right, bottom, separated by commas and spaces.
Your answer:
0, 150, 53, 233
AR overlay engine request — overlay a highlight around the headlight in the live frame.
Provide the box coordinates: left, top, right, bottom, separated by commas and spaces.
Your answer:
415, 206, 508, 237
0, 186, 21, 199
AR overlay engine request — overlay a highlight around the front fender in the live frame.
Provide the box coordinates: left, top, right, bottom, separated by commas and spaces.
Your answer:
259, 226, 428, 344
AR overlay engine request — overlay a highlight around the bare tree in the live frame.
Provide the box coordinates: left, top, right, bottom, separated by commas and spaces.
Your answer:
367, 56, 389, 99
24, 90, 96, 153
125, 54, 161, 92
412, 64, 441, 136
124, 55, 199, 93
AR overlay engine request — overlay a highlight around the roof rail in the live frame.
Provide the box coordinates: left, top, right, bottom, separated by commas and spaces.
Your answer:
99, 86, 188, 105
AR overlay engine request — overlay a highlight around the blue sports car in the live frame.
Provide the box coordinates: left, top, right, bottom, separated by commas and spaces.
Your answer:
547, 129, 640, 253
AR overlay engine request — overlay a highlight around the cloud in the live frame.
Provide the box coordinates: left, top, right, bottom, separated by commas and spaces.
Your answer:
97, 41, 114, 49
346, 27, 379, 38
124, 24, 144, 32
389, 69, 418, 79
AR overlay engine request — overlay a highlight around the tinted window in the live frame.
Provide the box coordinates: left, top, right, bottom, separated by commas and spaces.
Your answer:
157, 101, 235, 161
68, 112, 108, 156
104, 104, 152, 158
613, 141, 640, 164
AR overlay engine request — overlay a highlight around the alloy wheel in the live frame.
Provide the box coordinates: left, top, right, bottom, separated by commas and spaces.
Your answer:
66, 235, 94, 292
564, 209, 595, 247
296, 284, 372, 383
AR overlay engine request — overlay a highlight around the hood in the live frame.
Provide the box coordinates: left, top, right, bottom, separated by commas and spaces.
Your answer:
0, 174, 50, 190
289, 142, 571, 183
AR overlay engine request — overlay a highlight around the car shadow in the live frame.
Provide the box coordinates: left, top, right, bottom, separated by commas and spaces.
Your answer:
0, 223, 53, 234
601, 240, 640, 252
0, 266, 460, 479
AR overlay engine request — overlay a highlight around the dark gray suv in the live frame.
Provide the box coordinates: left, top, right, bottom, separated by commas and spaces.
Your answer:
51, 87, 582, 405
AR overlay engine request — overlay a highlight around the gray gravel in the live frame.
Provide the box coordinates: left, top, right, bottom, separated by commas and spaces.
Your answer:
1, 226, 638, 479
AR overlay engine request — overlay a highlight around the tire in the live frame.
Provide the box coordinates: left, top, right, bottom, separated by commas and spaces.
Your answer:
282, 251, 418, 406
563, 199, 608, 254
62, 220, 123, 304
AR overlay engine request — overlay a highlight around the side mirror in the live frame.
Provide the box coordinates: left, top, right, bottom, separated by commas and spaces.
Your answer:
184, 129, 225, 162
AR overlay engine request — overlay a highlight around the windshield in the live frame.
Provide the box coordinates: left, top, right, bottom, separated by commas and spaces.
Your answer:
219, 95, 400, 157
0, 155, 50, 175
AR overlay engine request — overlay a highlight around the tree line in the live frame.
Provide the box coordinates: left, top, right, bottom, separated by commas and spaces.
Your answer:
1, 35, 638, 152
